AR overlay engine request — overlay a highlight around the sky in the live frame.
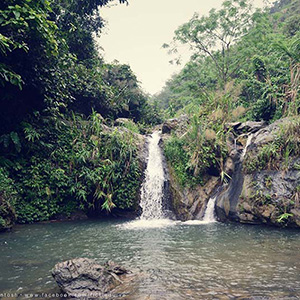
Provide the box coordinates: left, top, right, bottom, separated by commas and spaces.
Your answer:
96, 0, 270, 95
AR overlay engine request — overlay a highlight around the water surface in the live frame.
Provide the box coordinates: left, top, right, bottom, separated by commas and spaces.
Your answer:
0, 220, 300, 299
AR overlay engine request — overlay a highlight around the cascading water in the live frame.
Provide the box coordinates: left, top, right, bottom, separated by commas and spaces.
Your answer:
122, 131, 217, 229
122, 131, 175, 228
214, 133, 255, 221
202, 197, 217, 223
140, 131, 165, 219
241, 134, 253, 160
199, 135, 254, 223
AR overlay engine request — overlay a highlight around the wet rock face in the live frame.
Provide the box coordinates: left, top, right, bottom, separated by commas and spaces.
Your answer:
52, 258, 129, 298
234, 164, 300, 226
216, 118, 300, 227
226, 121, 266, 134
167, 164, 219, 221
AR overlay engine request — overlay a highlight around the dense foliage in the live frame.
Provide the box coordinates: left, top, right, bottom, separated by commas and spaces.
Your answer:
0, 0, 161, 227
0, 167, 17, 230
1, 111, 142, 225
156, 0, 300, 187
243, 117, 300, 173
11, 113, 141, 223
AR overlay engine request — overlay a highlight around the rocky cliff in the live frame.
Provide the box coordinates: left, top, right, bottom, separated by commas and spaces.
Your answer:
216, 118, 300, 227
162, 115, 218, 221
162, 116, 300, 227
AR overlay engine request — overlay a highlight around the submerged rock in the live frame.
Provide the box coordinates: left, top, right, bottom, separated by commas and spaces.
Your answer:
52, 258, 129, 299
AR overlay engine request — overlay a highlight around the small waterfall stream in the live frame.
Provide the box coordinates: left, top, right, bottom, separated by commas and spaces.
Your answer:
214, 133, 255, 221
123, 131, 218, 228
202, 197, 217, 222
140, 131, 165, 219
241, 134, 253, 161
123, 131, 174, 228
201, 134, 254, 223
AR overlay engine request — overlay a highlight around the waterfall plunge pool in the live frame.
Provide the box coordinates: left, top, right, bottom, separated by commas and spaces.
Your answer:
1, 132, 300, 299
1, 219, 300, 299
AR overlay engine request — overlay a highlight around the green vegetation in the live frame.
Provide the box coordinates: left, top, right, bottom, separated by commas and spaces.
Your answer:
0, 0, 162, 227
158, 0, 300, 121
1, 112, 142, 224
165, 111, 229, 187
1, 0, 300, 228
0, 167, 17, 230
154, 0, 300, 187
243, 117, 300, 173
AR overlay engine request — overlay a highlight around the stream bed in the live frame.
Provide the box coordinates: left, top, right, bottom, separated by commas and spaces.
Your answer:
0, 219, 300, 299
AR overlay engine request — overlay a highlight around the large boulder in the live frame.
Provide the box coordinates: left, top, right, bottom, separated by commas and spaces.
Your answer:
234, 160, 300, 226
52, 258, 130, 299
161, 115, 189, 135
225, 121, 266, 135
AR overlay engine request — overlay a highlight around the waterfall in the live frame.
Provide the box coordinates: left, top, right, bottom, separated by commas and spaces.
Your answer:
121, 131, 218, 229
140, 131, 165, 220
121, 131, 175, 229
202, 197, 217, 223
241, 134, 253, 161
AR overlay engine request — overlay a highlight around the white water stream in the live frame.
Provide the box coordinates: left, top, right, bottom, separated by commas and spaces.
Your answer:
140, 131, 165, 220
202, 197, 217, 222
122, 131, 217, 229
123, 132, 174, 229
241, 134, 253, 160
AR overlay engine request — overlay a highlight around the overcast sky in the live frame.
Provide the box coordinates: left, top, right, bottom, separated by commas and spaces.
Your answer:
97, 0, 271, 95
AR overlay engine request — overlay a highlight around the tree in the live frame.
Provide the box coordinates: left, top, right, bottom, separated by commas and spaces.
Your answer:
0, 0, 130, 134
0, 0, 58, 88
50, 0, 127, 61
164, 0, 254, 88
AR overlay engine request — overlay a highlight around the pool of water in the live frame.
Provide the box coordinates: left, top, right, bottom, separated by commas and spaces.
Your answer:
1, 219, 300, 299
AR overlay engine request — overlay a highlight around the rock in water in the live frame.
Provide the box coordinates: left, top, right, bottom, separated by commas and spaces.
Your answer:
52, 258, 129, 298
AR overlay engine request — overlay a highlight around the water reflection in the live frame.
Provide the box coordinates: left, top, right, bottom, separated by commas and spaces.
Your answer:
0, 220, 300, 299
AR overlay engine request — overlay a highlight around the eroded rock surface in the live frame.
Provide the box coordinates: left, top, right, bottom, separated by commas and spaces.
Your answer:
163, 116, 300, 227
216, 118, 300, 227
52, 258, 130, 299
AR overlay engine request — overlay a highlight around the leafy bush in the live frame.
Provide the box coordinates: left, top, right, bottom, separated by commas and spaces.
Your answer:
243, 117, 300, 173
0, 167, 17, 230
2, 113, 142, 224
164, 136, 195, 187
164, 117, 228, 187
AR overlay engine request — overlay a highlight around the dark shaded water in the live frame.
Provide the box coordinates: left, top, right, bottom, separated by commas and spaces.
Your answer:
0, 219, 300, 299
